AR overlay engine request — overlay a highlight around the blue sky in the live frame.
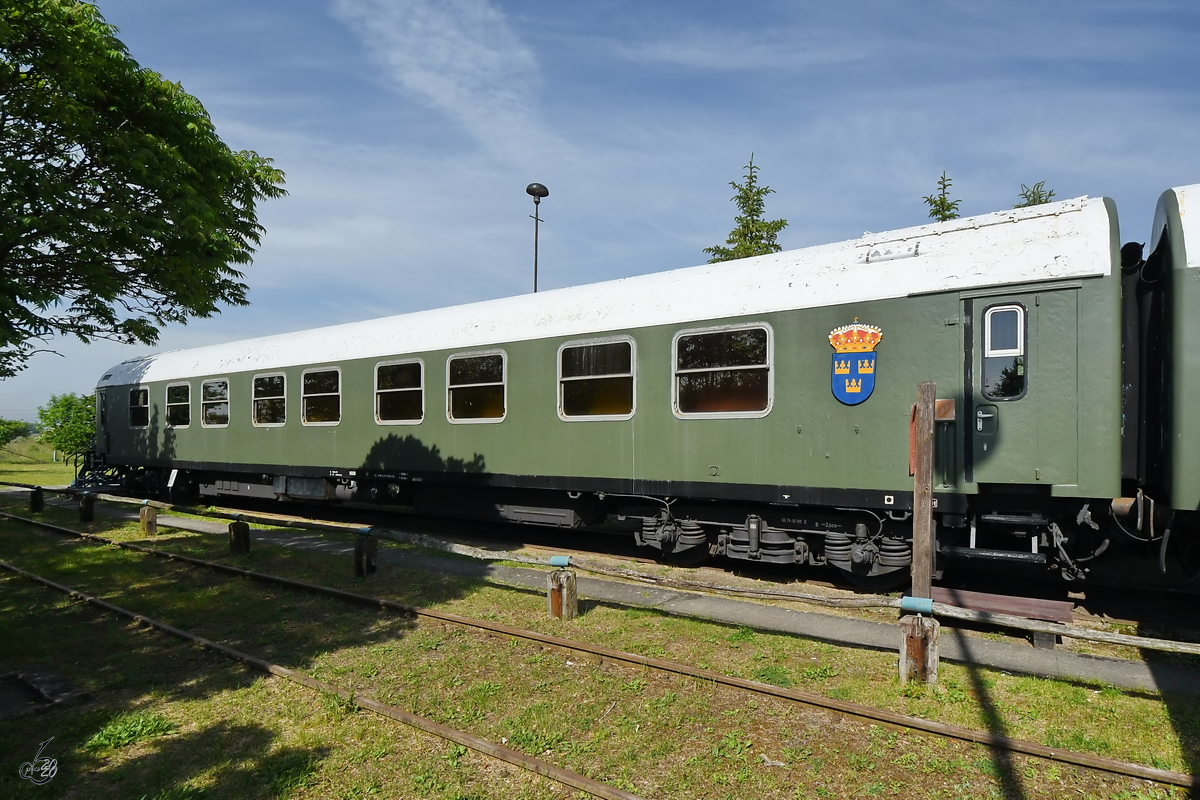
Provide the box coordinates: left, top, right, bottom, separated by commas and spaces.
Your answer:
3, 0, 1199, 419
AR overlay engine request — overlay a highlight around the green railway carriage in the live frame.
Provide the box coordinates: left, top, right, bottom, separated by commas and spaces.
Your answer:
92, 187, 1200, 582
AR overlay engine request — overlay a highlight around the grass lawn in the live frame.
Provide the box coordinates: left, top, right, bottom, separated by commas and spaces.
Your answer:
0, 497, 1195, 799
0, 460, 78, 488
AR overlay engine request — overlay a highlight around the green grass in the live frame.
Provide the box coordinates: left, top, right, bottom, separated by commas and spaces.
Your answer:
85, 712, 178, 750
0, 459, 77, 487
0, 435, 53, 463
0, 495, 1196, 799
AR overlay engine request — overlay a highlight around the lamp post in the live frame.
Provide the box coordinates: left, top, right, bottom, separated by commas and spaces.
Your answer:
526, 182, 548, 292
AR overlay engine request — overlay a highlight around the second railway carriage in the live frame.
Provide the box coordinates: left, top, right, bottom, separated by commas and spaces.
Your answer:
92, 186, 1200, 584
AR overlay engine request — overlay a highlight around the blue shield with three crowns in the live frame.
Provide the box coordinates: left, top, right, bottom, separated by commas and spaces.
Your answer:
831, 352, 876, 405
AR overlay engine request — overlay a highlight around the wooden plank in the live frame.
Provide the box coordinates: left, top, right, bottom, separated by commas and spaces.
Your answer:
911, 382, 936, 599
931, 587, 1073, 623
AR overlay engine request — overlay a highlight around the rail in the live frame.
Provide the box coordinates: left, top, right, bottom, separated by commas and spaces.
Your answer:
0, 511, 1191, 789
0, 559, 646, 800
3, 481, 1200, 657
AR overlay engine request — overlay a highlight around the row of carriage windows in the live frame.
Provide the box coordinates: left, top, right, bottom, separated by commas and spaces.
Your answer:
121, 305, 1026, 428
123, 326, 771, 429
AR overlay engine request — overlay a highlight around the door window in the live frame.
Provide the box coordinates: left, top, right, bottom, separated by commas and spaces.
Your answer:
982, 304, 1026, 400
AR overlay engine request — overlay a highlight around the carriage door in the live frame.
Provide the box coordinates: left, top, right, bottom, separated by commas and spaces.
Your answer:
966, 290, 1079, 486
96, 389, 109, 453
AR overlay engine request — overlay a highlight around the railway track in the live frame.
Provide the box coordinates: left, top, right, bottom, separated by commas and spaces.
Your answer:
0, 506, 1193, 790
129, 491, 1200, 644
8, 482, 1200, 657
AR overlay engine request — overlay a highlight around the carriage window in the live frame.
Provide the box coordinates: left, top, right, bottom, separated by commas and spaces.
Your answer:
376, 361, 423, 423
448, 353, 505, 421
674, 326, 771, 416
202, 379, 230, 427
302, 369, 340, 424
129, 388, 149, 427
166, 384, 190, 428
983, 304, 1026, 400
253, 374, 286, 426
559, 340, 634, 419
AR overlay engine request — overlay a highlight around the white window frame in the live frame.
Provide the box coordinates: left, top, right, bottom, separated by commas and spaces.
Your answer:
446, 349, 507, 424
556, 336, 637, 422
129, 386, 150, 429
984, 304, 1025, 358
671, 322, 774, 420
301, 366, 341, 427
201, 378, 231, 429
165, 382, 191, 429
251, 372, 287, 428
374, 359, 424, 425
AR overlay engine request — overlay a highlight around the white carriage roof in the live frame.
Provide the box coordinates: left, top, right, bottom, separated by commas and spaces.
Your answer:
99, 194, 1116, 388
1152, 184, 1200, 269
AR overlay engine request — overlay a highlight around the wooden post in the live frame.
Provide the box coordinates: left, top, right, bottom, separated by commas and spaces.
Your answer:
547, 570, 578, 620
912, 381, 936, 599
228, 520, 250, 554
899, 615, 940, 685
79, 493, 94, 523
29, 488, 43, 514
354, 536, 378, 578
901, 381, 939, 686
139, 505, 158, 536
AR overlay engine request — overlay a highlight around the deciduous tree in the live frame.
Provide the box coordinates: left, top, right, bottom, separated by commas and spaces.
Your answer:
704, 155, 788, 263
0, 0, 286, 377
37, 392, 94, 456
0, 418, 30, 450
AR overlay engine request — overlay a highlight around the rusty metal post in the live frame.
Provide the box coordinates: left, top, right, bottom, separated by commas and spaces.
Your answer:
547, 570, 577, 620
29, 488, 43, 513
228, 520, 250, 554
79, 493, 94, 523
139, 504, 158, 536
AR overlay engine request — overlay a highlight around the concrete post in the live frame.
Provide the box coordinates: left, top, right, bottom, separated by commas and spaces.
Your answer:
30, 488, 43, 514
139, 505, 158, 536
79, 493, 94, 523
547, 570, 578, 620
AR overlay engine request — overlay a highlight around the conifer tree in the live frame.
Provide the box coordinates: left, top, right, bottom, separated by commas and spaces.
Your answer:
704, 155, 788, 263
1014, 180, 1056, 208
922, 171, 961, 222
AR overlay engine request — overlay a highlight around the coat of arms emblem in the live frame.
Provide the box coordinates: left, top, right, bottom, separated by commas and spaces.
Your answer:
829, 320, 882, 405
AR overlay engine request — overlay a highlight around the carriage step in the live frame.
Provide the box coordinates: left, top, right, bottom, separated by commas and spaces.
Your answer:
980, 513, 1050, 526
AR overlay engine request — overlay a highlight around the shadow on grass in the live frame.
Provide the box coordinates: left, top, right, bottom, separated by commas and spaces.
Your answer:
0, 508, 490, 797
949, 627, 1027, 800
1144, 652, 1200, 793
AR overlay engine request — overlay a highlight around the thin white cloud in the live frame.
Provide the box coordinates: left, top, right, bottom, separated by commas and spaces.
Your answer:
329, 0, 548, 159
620, 31, 866, 72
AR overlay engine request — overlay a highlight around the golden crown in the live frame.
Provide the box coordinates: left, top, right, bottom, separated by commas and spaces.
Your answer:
829, 320, 883, 353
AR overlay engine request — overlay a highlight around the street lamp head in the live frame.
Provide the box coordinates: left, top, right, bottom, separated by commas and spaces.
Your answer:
526, 182, 549, 199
